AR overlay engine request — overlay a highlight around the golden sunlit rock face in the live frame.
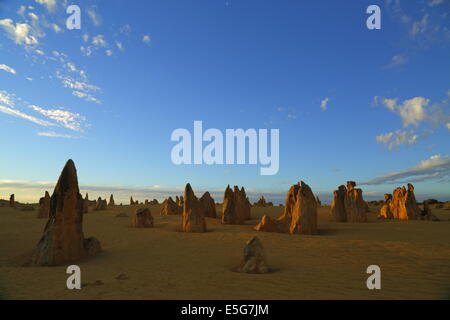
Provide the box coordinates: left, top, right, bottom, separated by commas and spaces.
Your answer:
378, 184, 421, 220
254, 181, 318, 235
30, 160, 101, 266
182, 183, 206, 233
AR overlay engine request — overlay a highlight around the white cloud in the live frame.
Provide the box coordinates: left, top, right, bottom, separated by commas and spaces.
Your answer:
385, 54, 408, 68
382, 97, 429, 127
28, 12, 39, 21
143, 35, 151, 45
92, 34, 107, 47
26, 77, 33, 81
446, 122, 450, 132
86, 8, 101, 26
82, 33, 89, 42
0, 105, 54, 127
376, 130, 419, 150
35, 0, 56, 11
320, 97, 330, 111
363, 154, 450, 185
51, 23, 62, 33
29, 105, 86, 132
17, 6, 26, 16
0, 64, 16, 75
0, 19, 39, 46
37, 131, 78, 139
106, 49, 113, 56
411, 14, 429, 37
115, 41, 123, 51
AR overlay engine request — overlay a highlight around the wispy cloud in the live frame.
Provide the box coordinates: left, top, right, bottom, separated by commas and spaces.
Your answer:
37, 131, 79, 139
384, 54, 408, 69
362, 154, 450, 185
29, 105, 86, 132
375, 130, 422, 150
0, 105, 55, 127
143, 35, 151, 45
0, 89, 88, 135
86, 7, 102, 26
35, 0, 57, 12
0, 63, 16, 74
320, 97, 330, 111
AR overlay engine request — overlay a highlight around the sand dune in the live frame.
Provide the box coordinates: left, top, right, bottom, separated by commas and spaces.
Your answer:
0, 204, 449, 300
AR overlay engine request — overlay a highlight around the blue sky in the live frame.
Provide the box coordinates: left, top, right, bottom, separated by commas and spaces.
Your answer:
0, 0, 449, 204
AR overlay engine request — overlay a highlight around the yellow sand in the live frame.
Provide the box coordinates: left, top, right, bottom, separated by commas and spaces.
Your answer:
0, 204, 449, 300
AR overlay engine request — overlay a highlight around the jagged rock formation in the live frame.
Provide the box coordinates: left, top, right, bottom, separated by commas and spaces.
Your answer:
199, 191, 216, 218
130, 197, 136, 205
345, 181, 368, 222
233, 236, 269, 274
37, 191, 51, 219
30, 160, 101, 266
9, 194, 14, 207
109, 194, 115, 206
222, 185, 251, 224
93, 197, 107, 211
176, 196, 184, 207
254, 181, 318, 235
182, 184, 206, 232
150, 199, 159, 205
330, 182, 367, 222
390, 184, 421, 220
132, 208, 154, 227
378, 194, 393, 219
160, 197, 182, 215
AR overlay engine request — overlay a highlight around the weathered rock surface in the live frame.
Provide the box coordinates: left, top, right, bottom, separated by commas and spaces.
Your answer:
379, 194, 393, 219
222, 185, 251, 224
182, 183, 206, 232
160, 197, 182, 215
331, 186, 347, 222
255, 181, 318, 235
30, 159, 101, 266
390, 184, 421, 220
132, 208, 154, 228
37, 191, 51, 219
9, 194, 14, 207
330, 182, 367, 222
345, 182, 368, 222
199, 191, 216, 218
234, 236, 269, 274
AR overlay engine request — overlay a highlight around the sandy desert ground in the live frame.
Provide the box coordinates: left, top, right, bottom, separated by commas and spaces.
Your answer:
0, 204, 449, 300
